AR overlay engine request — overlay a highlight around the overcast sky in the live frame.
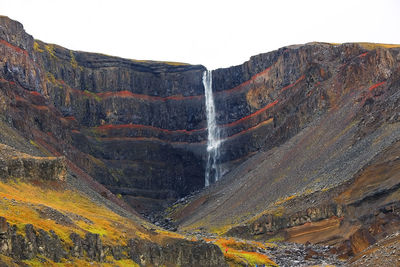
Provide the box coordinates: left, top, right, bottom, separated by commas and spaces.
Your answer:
1, 0, 399, 69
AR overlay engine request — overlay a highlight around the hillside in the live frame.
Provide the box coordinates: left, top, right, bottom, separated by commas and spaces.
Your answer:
171, 41, 400, 263
1, 14, 400, 266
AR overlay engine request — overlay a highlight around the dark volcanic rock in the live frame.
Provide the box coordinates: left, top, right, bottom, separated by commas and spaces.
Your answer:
0, 220, 66, 262
0, 143, 66, 181
1, 14, 400, 267
0, 15, 206, 209
128, 238, 227, 267
0, 217, 227, 266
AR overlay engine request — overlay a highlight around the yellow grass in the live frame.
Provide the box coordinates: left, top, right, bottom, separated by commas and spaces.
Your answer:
274, 194, 297, 206
213, 237, 277, 267
0, 254, 18, 266
69, 51, 79, 69
22, 257, 140, 267
45, 44, 56, 58
0, 180, 148, 246
358, 42, 400, 50
328, 42, 400, 49
154, 229, 185, 240
33, 41, 44, 53
210, 224, 232, 235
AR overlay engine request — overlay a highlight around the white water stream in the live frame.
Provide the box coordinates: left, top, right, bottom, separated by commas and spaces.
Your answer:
203, 70, 221, 186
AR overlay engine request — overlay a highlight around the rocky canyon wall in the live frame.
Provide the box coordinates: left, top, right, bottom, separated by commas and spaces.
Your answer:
0, 16, 211, 211
1, 15, 399, 215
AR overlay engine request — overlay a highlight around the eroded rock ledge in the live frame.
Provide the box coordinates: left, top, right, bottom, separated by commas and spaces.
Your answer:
0, 143, 66, 181
0, 217, 227, 266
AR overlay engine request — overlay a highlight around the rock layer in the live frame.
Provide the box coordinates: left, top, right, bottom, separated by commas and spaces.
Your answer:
0, 217, 227, 266
0, 15, 208, 210
0, 143, 66, 181
1, 17, 400, 264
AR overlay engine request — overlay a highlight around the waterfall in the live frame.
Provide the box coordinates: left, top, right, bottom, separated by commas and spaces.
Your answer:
203, 70, 221, 186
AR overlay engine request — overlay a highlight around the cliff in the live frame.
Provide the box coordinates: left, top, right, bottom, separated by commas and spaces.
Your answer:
0, 16, 233, 266
0, 143, 66, 181
0, 15, 210, 213
172, 42, 400, 260
1, 14, 400, 265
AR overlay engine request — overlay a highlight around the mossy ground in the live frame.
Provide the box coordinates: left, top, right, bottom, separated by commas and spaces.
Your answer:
0, 179, 188, 266
207, 237, 277, 266
0, 180, 149, 246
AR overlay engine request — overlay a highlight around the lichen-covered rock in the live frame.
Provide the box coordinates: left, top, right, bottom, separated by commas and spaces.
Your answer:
0, 16, 206, 208
83, 233, 104, 262
0, 217, 227, 266
128, 238, 227, 267
0, 220, 66, 262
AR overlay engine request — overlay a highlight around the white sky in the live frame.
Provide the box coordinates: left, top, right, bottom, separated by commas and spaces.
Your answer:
1, 0, 400, 69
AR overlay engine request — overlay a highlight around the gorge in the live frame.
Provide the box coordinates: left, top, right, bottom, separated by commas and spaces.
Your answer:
0, 15, 400, 266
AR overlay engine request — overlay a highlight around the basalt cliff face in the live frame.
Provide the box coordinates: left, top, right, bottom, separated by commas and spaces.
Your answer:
0, 15, 212, 212
0, 16, 231, 266
1, 15, 400, 266
173, 41, 400, 263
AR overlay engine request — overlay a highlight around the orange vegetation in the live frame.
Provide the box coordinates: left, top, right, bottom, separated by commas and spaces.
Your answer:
15, 96, 27, 102
212, 237, 277, 266
227, 118, 273, 139
358, 52, 368, 58
97, 136, 204, 145
218, 66, 272, 95
63, 116, 77, 121
32, 104, 48, 111
29, 91, 42, 97
97, 123, 205, 135
0, 180, 148, 246
58, 79, 204, 102
97, 99, 278, 140
0, 77, 15, 85
359, 43, 400, 50
368, 81, 386, 92
97, 90, 203, 101
223, 100, 278, 128
0, 39, 29, 56
281, 75, 305, 91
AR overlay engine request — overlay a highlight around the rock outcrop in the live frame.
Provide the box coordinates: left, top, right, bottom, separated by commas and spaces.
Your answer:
0, 217, 227, 266
0, 15, 208, 211
169, 41, 400, 260
0, 143, 66, 181
1, 14, 400, 265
